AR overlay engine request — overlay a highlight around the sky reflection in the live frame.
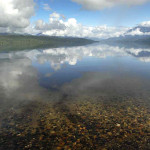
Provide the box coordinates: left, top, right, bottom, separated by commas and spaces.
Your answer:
1, 43, 150, 99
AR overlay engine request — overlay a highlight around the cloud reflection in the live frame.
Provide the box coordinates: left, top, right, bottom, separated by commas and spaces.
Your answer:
0, 43, 150, 99
1, 43, 150, 72
0, 43, 150, 113
0, 56, 61, 109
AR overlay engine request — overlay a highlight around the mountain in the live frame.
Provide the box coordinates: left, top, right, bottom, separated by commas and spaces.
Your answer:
126, 26, 150, 34
100, 23, 150, 48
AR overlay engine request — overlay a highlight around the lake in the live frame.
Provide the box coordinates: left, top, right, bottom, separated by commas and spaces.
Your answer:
0, 43, 150, 149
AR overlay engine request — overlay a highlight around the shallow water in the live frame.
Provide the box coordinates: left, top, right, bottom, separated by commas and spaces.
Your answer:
0, 43, 150, 149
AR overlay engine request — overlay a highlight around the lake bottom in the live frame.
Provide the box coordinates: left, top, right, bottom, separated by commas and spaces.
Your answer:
0, 94, 149, 150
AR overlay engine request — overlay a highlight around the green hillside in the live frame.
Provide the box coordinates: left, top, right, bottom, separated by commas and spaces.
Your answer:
0, 35, 95, 51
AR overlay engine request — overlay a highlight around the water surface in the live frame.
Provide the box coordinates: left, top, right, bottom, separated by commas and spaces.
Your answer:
0, 43, 150, 149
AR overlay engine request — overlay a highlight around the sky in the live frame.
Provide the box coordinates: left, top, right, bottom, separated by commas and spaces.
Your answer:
0, 0, 150, 39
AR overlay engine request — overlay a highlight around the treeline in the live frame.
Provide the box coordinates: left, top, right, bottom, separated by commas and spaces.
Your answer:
0, 35, 95, 51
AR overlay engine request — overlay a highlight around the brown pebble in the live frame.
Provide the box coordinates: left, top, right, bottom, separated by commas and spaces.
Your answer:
116, 123, 121, 127
107, 132, 112, 136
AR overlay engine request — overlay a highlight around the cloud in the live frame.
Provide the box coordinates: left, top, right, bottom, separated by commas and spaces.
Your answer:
71, 0, 150, 10
0, 0, 128, 39
35, 12, 127, 39
35, 12, 66, 31
0, 0, 149, 39
0, 1, 128, 39
139, 21, 150, 27
50, 12, 61, 19
0, 0, 35, 31
43, 3, 51, 11
42, 22, 127, 39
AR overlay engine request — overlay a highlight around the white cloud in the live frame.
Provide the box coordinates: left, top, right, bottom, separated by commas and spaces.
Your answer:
2, 12, 127, 39
35, 12, 127, 39
0, 0, 35, 31
50, 12, 61, 20
42, 21, 127, 39
0, 1, 128, 39
71, 0, 150, 10
0, 0, 150, 39
35, 12, 66, 31
139, 21, 150, 27
43, 3, 51, 11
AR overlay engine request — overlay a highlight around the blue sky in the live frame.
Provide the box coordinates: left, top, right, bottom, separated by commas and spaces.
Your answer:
33, 0, 150, 27
1, 0, 150, 38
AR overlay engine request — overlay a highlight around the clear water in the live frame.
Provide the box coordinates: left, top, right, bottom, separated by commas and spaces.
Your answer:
0, 43, 150, 149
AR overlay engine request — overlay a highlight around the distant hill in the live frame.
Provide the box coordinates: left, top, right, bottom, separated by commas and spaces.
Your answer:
0, 34, 95, 51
